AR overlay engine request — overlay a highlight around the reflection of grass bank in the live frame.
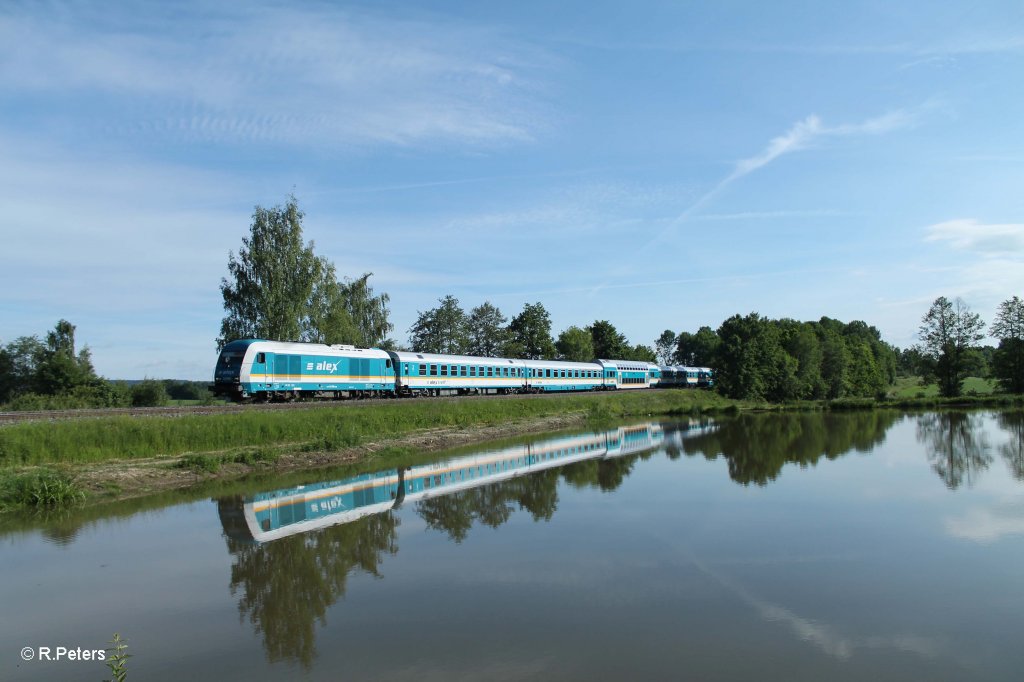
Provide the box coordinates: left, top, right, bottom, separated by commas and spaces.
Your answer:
0, 390, 735, 511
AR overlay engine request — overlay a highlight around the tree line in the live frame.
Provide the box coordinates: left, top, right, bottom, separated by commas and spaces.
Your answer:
221, 196, 1024, 401
657, 315, 899, 401
911, 295, 1024, 397
406, 295, 657, 362
0, 320, 204, 409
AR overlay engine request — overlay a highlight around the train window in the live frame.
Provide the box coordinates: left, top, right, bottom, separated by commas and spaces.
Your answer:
385, 359, 392, 368
487, 367, 493, 377
440, 365, 448, 376
470, 366, 476, 377
461, 366, 467, 376
255, 352, 265, 364
419, 364, 426, 376
430, 365, 438, 376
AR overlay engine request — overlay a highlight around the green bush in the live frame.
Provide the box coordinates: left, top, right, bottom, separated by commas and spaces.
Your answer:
0, 469, 85, 510
130, 379, 169, 407
175, 454, 221, 473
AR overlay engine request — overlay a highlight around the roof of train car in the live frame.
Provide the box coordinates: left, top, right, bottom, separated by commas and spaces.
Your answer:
240, 340, 391, 359
597, 359, 652, 371
520, 358, 602, 370
389, 350, 524, 365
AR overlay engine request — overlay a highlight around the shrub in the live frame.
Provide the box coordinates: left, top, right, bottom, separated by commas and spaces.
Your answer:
131, 379, 169, 407
0, 469, 85, 510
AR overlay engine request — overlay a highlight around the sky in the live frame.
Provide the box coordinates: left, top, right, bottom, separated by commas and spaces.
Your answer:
2, 0, 1023, 380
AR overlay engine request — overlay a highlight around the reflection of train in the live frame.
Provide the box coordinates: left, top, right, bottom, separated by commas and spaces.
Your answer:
213, 338, 712, 402
218, 420, 714, 544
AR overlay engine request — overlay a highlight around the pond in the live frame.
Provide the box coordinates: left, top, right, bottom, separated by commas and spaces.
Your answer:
2, 410, 1023, 681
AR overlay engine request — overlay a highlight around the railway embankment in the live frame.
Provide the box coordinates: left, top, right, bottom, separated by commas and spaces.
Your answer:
0, 390, 737, 512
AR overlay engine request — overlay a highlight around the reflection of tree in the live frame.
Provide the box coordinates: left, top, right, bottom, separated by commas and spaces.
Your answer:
915, 412, 993, 489
997, 412, 1024, 481
680, 411, 900, 486
220, 499, 398, 669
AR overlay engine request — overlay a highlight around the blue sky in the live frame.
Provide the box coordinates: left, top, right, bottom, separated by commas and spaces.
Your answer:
2, 0, 1023, 380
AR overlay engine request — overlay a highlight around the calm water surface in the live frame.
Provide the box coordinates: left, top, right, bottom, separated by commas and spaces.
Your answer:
2, 410, 1024, 681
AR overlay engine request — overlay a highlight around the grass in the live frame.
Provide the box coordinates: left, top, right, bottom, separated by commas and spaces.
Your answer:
0, 390, 736, 469
0, 469, 85, 511
888, 375, 998, 399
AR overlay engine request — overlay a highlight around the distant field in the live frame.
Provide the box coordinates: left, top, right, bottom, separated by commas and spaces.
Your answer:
888, 376, 997, 399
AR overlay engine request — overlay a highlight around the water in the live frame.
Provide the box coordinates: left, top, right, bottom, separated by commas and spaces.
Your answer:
2, 410, 1024, 681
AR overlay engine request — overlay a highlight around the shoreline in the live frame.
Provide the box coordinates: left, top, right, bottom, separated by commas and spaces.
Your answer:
0, 390, 734, 513
74, 412, 591, 507
3, 389, 1021, 514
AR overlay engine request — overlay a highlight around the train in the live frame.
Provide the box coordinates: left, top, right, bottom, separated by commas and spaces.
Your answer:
213, 338, 712, 402
218, 420, 716, 543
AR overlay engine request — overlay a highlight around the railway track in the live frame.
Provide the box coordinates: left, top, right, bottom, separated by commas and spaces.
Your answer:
0, 389, 624, 425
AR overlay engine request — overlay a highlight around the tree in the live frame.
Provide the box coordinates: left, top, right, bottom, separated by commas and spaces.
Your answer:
508, 303, 555, 359
556, 326, 594, 362
465, 302, 508, 357
218, 196, 322, 349
655, 330, 677, 365
918, 296, 985, 397
625, 344, 657, 363
303, 269, 391, 347
408, 295, 468, 354
780, 321, 825, 399
991, 295, 1024, 393
588, 320, 627, 359
0, 335, 46, 401
675, 326, 719, 366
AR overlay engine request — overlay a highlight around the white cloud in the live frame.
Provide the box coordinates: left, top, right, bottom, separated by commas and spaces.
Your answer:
728, 109, 917, 183
925, 219, 1024, 254
0, 1, 549, 148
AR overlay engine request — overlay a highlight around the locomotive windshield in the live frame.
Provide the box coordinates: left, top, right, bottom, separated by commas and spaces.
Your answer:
218, 351, 241, 367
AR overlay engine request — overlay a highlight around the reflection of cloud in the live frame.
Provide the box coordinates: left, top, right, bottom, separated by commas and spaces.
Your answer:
945, 502, 1024, 543
688, 555, 942, 661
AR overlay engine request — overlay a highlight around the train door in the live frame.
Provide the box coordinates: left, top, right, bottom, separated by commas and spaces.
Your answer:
264, 353, 275, 387
252, 351, 268, 388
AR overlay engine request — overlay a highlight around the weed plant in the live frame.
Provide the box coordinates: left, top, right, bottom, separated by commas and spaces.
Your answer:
104, 633, 129, 682
0, 469, 85, 510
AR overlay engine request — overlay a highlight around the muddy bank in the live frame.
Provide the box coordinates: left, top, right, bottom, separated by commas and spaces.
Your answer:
73, 412, 590, 507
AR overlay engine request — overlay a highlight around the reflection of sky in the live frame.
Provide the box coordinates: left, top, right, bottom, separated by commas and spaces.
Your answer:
2, 413, 1024, 681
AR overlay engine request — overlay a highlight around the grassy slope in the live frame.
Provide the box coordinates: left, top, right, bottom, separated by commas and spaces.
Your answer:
888, 376, 998, 399
0, 390, 736, 468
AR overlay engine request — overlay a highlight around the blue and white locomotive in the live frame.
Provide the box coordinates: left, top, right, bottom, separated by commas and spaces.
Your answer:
213, 338, 709, 402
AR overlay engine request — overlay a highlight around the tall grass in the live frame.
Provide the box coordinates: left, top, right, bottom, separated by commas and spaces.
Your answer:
0, 469, 85, 510
0, 390, 736, 467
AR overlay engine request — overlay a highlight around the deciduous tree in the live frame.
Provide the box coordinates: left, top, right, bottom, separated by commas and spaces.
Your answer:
675, 326, 719, 366
588, 320, 627, 360
556, 326, 594, 362
990, 295, 1024, 393
466, 302, 508, 357
508, 303, 555, 359
408, 295, 468, 354
655, 330, 677, 365
918, 296, 985, 397
218, 196, 321, 349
